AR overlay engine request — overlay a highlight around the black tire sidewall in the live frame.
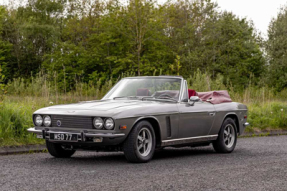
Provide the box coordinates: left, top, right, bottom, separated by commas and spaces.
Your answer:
123, 120, 156, 162
217, 118, 237, 153
46, 140, 75, 158
133, 121, 156, 161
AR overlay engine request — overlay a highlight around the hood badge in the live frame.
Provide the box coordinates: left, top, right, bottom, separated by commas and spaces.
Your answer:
67, 110, 75, 113
57, 120, 62, 127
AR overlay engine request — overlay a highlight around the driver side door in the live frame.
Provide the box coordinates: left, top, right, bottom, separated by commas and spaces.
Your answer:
177, 80, 216, 138
177, 101, 216, 138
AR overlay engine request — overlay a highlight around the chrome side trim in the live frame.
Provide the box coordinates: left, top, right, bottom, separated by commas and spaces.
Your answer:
179, 110, 213, 114
161, 135, 218, 146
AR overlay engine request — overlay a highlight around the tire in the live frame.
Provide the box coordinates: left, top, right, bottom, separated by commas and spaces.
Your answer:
46, 141, 76, 158
123, 120, 156, 163
213, 118, 237, 153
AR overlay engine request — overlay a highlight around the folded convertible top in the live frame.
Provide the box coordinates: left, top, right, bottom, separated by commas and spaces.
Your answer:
197, 90, 232, 104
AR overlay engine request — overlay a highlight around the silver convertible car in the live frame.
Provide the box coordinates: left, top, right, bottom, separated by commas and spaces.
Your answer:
28, 76, 249, 163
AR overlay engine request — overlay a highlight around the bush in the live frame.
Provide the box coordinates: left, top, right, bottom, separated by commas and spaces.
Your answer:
0, 100, 43, 146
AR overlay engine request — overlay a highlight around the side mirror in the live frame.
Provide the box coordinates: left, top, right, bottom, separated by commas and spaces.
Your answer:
189, 96, 200, 106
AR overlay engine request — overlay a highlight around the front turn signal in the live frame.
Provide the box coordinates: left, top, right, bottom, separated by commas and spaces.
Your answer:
120, 125, 127, 130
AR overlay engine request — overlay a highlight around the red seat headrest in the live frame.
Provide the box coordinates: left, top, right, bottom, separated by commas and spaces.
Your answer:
137, 88, 150, 96
188, 89, 197, 98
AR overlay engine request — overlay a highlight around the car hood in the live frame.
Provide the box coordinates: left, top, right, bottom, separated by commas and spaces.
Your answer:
33, 99, 178, 118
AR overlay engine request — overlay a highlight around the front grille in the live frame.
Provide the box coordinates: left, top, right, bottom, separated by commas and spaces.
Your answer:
51, 115, 93, 129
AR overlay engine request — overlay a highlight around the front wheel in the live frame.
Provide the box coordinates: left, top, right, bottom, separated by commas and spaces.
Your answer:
46, 141, 76, 158
123, 121, 156, 163
213, 118, 237, 153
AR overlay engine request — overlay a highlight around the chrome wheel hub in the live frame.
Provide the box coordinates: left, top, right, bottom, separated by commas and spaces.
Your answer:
224, 124, 235, 148
137, 128, 152, 157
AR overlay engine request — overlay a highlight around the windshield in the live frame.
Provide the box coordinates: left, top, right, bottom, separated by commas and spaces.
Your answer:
102, 77, 182, 101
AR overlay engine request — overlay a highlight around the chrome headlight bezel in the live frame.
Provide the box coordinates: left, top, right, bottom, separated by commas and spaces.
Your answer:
93, 117, 104, 129
104, 118, 114, 130
34, 115, 43, 126
43, 115, 52, 127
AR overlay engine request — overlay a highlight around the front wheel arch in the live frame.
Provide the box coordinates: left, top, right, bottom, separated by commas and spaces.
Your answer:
131, 117, 161, 148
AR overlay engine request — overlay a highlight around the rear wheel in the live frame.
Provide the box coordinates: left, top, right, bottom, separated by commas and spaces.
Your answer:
46, 141, 76, 158
213, 118, 237, 153
123, 121, 156, 163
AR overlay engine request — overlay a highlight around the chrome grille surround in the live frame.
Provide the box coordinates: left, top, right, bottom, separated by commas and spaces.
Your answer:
51, 115, 93, 129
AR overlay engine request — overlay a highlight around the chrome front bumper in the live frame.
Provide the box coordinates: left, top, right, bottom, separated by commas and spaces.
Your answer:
27, 127, 125, 142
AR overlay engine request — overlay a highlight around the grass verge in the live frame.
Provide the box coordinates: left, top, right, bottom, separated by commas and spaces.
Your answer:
0, 96, 287, 147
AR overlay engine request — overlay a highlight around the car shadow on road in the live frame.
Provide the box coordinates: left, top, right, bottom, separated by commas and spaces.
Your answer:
41, 146, 216, 165
153, 146, 216, 161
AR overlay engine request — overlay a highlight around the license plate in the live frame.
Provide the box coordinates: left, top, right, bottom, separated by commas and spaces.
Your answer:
50, 133, 78, 142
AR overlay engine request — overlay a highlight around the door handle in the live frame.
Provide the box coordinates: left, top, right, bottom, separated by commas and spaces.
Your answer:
209, 113, 215, 116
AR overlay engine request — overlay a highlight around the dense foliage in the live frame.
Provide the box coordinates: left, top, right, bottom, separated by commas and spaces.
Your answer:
1, 0, 287, 147
0, 0, 269, 92
267, 6, 287, 91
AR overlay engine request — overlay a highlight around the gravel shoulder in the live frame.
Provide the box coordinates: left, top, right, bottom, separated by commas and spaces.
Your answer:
1, 136, 287, 191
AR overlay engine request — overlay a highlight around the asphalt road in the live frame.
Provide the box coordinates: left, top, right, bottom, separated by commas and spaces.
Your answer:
1, 136, 287, 191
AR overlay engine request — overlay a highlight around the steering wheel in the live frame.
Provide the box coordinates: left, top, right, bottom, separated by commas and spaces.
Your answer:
157, 93, 174, 99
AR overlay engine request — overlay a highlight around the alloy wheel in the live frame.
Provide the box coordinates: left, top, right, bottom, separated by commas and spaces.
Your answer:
137, 127, 153, 157
224, 124, 235, 148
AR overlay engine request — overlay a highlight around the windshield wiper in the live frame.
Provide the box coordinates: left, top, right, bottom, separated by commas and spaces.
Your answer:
141, 96, 155, 101
113, 96, 177, 102
156, 97, 178, 102
143, 97, 178, 102
113, 96, 139, 100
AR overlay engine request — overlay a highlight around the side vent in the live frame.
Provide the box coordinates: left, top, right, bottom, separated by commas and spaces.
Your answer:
166, 116, 171, 138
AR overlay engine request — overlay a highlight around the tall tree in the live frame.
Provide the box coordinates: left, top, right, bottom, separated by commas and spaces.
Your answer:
0, 6, 14, 81
0, 0, 267, 92
266, 5, 287, 91
203, 12, 265, 88
118, 0, 161, 75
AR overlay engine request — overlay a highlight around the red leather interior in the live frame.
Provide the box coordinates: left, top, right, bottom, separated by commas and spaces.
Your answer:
136, 88, 150, 96
188, 89, 197, 98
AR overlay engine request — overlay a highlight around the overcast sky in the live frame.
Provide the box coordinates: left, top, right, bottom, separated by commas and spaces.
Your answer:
158, 0, 287, 37
213, 0, 287, 37
1, 0, 286, 37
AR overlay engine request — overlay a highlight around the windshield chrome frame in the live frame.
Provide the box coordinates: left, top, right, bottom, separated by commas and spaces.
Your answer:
102, 76, 184, 102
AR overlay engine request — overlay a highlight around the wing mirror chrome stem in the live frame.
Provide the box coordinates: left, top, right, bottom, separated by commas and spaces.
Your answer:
189, 96, 200, 106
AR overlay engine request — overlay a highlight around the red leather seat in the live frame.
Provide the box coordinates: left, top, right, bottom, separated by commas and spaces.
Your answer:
188, 89, 197, 98
137, 88, 150, 96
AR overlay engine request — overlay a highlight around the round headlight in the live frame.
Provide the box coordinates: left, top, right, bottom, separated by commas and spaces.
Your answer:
93, 117, 104, 129
105, 118, 114, 130
34, 115, 43, 126
43, 116, 51, 127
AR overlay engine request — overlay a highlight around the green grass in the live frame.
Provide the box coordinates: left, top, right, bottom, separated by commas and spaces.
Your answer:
1, 95, 287, 147
1, 71, 287, 147
0, 99, 42, 147
0, 96, 94, 147
246, 101, 287, 132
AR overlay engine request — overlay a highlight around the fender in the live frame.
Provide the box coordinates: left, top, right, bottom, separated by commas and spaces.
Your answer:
131, 116, 162, 147
220, 112, 240, 134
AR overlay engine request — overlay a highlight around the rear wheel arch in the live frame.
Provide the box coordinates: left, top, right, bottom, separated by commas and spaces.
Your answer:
223, 114, 239, 134
132, 117, 161, 148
